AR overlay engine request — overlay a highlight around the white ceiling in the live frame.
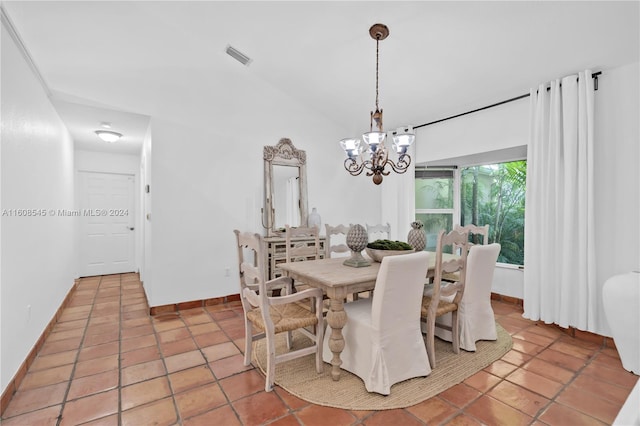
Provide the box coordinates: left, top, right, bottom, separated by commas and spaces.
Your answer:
3, 1, 639, 156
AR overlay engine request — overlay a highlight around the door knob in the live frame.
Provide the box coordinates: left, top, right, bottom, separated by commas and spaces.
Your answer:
129, 227, 135, 231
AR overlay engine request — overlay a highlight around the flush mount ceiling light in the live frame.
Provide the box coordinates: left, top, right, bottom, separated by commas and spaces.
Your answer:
95, 130, 122, 143
339, 23, 415, 185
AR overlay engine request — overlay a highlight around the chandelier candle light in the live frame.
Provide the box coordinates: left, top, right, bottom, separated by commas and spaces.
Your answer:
340, 23, 415, 185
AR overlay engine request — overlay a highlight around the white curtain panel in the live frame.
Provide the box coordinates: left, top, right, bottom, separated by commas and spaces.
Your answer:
523, 70, 598, 332
381, 141, 416, 241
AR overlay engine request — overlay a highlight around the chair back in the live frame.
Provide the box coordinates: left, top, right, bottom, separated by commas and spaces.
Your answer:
371, 251, 430, 333
432, 229, 469, 307
234, 230, 267, 312
454, 224, 490, 246
367, 222, 391, 241
285, 225, 320, 262
325, 223, 351, 258
463, 243, 501, 304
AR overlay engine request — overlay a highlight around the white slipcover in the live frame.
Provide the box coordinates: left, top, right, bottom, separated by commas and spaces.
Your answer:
323, 251, 431, 395
434, 244, 501, 351
603, 272, 640, 374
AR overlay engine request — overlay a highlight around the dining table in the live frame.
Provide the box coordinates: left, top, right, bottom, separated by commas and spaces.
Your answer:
278, 251, 456, 381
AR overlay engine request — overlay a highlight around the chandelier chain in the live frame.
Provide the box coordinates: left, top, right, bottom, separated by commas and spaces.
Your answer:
375, 36, 380, 111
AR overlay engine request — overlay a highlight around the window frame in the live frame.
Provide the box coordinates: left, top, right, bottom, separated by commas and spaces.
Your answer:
416, 156, 526, 268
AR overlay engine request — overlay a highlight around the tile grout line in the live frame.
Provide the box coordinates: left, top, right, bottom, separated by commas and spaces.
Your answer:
520, 322, 565, 424
134, 283, 182, 424
199, 305, 247, 424
117, 274, 123, 426
56, 276, 102, 426
530, 334, 611, 424
504, 319, 606, 424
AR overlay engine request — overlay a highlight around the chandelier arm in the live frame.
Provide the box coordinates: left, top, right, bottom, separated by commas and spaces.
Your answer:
385, 155, 412, 174
344, 158, 375, 176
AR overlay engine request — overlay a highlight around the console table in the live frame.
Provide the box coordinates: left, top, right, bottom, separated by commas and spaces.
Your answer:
263, 236, 325, 280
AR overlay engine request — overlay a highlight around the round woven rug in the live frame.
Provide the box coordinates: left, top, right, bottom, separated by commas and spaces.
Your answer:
253, 324, 512, 410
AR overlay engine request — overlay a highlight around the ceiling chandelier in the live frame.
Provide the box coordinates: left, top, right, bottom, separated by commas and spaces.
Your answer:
339, 23, 415, 185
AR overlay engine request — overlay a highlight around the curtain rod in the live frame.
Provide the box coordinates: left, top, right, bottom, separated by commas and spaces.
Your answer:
415, 71, 601, 129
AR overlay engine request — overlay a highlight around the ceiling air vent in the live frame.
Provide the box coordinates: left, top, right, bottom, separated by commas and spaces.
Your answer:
225, 45, 252, 66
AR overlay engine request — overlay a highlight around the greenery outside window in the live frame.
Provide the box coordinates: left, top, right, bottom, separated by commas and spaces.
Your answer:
415, 160, 526, 265
460, 161, 526, 265
415, 169, 457, 252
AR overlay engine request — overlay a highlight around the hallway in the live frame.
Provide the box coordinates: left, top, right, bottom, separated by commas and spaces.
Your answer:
1, 273, 637, 425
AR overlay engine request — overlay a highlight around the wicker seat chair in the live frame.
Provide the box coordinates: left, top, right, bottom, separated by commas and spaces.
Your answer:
234, 230, 324, 392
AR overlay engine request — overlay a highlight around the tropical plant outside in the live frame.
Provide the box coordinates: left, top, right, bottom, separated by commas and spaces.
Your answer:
460, 161, 526, 265
415, 161, 526, 265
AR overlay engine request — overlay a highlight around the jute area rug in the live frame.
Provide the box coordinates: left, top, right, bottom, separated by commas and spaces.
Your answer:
253, 324, 512, 410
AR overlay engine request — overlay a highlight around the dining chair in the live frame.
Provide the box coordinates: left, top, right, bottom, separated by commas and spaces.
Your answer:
285, 225, 321, 262
325, 223, 370, 301
324, 223, 351, 258
322, 251, 431, 395
421, 229, 469, 367
434, 243, 501, 351
285, 225, 321, 292
445, 223, 489, 279
234, 230, 324, 392
453, 224, 490, 250
366, 222, 391, 241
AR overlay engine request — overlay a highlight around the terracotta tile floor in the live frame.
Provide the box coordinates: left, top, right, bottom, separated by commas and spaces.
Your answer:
2, 273, 637, 425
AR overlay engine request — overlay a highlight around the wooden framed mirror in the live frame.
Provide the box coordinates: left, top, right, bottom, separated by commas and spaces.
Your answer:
263, 138, 308, 236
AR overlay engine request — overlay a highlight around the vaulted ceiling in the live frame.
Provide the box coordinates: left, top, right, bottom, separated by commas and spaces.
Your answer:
3, 1, 638, 155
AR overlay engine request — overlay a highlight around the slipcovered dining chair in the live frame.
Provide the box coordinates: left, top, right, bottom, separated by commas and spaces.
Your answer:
366, 222, 391, 241
421, 229, 469, 367
234, 230, 324, 392
325, 223, 351, 258
434, 243, 501, 351
323, 251, 432, 395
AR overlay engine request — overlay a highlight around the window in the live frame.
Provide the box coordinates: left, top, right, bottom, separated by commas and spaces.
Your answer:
415, 160, 526, 265
460, 161, 526, 265
415, 169, 457, 252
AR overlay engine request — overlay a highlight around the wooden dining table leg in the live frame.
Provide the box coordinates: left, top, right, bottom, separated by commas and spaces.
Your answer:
326, 294, 347, 381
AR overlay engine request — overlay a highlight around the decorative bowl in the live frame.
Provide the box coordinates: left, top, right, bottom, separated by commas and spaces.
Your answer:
365, 248, 415, 263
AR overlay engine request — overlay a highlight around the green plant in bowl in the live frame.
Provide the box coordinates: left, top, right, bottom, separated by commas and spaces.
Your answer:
366, 239, 414, 250
365, 240, 415, 262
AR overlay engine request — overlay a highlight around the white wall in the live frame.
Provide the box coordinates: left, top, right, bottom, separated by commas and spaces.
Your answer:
140, 124, 152, 289
145, 82, 380, 308
415, 96, 530, 165
414, 63, 640, 321
593, 61, 640, 336
1, 23, 76, 391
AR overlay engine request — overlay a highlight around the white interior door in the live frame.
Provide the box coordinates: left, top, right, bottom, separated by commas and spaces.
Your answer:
79, 172, 136, 277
